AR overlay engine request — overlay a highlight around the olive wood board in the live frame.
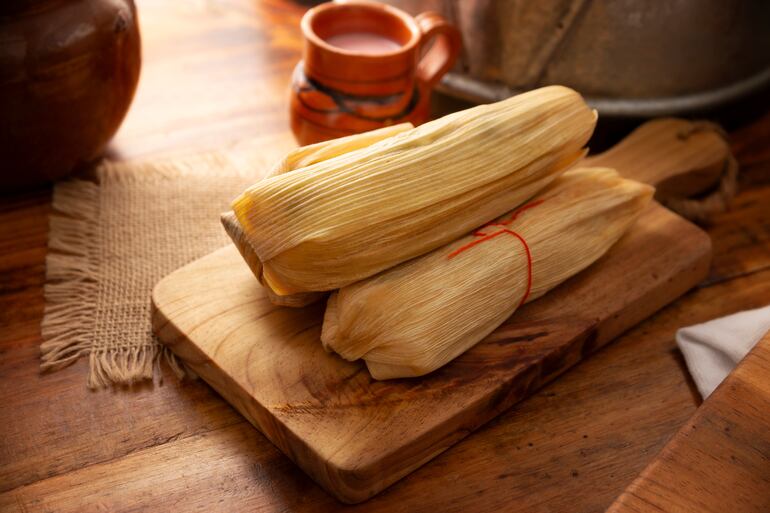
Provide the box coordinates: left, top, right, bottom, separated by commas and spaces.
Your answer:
152, 201, 711, 503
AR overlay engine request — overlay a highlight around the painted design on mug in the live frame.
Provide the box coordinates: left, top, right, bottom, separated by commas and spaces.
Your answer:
290, 0, 460, 145
293, 65, 420, 123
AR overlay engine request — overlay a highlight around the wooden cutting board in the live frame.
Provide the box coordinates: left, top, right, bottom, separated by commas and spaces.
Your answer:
152, 119, 719, 504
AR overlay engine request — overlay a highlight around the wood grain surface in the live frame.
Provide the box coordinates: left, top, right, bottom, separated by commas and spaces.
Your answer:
1, 0, 769, 511
608, 330, 770, 513
152, 200, 710, 503
583, 117, 729, 199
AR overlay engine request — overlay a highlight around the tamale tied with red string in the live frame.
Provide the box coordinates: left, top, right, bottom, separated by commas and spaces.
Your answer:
321, 168, 654, 379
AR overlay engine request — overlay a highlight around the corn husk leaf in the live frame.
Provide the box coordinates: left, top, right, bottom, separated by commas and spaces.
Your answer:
321, 167, 654, 379
266, 122, 414, 178
231, 86, 597, 297
221, 123, 414, 306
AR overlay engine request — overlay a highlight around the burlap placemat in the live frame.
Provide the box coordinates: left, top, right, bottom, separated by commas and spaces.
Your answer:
40, 148, 272, 388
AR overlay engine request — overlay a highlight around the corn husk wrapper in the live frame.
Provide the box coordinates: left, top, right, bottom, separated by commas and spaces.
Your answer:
266, 122, 415, 178
321, 168, 654, 379
231, 86, 597, 297
221, 123, 414, 307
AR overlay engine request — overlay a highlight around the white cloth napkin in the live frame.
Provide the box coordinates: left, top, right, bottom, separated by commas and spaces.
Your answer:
676, 305, 770, 399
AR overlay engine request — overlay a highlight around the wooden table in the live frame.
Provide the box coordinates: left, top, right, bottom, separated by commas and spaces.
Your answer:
1, 1, 769, 511
608, 330, 770, 513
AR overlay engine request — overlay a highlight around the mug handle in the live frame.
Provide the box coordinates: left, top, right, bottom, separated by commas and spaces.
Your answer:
415, 12, 461, 88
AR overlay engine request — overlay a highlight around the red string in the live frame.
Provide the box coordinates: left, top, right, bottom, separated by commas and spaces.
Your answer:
447, 199, 544, 308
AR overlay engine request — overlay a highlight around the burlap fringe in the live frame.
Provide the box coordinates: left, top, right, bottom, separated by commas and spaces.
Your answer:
41, 180, 101, 375
87, 344, 188, 389
40, 177, 190, 388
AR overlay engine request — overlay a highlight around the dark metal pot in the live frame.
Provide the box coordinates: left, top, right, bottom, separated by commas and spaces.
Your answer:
384, 0, 770, 117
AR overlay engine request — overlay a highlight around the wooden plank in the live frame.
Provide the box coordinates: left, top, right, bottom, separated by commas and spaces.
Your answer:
0, 190, 51, 298
109, 0, 305, 161
608, 330, 770, 513
730, 111, 770, 188
5, 267, 770, 513
0, 346, 246, 494
151, 202, 711, 503
705, 184, 770, 285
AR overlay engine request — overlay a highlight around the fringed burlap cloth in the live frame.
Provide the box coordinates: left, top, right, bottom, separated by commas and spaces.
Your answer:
40, 148, 273, 387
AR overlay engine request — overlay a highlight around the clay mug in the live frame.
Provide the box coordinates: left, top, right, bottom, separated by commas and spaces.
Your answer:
0, 0, 141, 190
290, 0, 461, 145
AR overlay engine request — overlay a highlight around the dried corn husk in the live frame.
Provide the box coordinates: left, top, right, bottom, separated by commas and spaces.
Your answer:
266, 122, 414, 178
321, 168, 654, 379
221, 212, 322, 307
221, 123, 414, 307
231, 86, 596, 297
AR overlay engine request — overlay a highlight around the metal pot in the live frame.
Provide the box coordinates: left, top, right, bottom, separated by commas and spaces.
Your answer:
384, 0, 770, 116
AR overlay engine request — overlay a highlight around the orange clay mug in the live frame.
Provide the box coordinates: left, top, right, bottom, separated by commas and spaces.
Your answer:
290, 0, 461, 145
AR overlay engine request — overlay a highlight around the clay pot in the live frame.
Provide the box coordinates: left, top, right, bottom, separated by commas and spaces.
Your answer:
290, 0, 460, 145
0, 0, 141, 190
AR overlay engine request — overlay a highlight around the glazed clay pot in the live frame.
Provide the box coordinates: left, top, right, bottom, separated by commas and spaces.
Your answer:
290, 0, 460, 145
0, 0, 141, 190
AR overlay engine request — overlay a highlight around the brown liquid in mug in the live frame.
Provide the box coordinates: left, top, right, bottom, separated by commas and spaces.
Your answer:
325, 32, 402, 54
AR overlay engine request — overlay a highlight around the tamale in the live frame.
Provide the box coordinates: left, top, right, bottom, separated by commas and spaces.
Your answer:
321, 168, 654, 379
221, 123, 414, 307
231, 86, 597, 298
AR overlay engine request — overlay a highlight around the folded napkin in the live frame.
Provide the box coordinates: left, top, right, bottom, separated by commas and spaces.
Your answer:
676, 305, 770, 398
